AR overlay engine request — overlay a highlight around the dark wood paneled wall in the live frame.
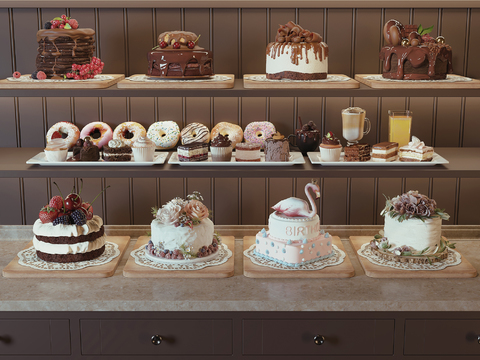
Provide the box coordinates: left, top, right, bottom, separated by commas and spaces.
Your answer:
0, 7, 479, 226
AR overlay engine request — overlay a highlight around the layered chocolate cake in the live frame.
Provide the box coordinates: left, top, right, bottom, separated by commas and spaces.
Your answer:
264, 132, 290, 161
380, 19, 453, 80
177, 142, 208, 162
344, 143, 371, 162
102, 139, 132, 162
266, 21, 328, 80
147, 31, 213, 77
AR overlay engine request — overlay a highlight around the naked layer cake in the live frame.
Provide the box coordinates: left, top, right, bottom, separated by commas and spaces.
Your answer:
372, 141, 398, 162
235, 143, 261, 162
398, 136, 433, 162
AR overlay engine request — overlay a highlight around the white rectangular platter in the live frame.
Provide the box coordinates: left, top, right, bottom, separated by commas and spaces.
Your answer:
307, 152, 449, 166
169, 151, 305, 166
26, 152, 168, 166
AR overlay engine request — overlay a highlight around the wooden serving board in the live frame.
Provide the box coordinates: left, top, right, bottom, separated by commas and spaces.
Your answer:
0, 74, 124, 89
123, 236, 235, 278
350, 236, 477, 278
243, 236, 355, 278
117, 74, 235, 89
355, 74, 480, 89
243, 74, 359, 89
2, 236, 130, 278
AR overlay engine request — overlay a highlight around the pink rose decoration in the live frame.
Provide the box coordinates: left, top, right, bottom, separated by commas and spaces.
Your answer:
184, 200, 209, 221
157, 202, 183, 225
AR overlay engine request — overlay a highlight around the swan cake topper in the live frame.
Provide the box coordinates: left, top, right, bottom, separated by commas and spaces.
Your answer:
271, 181, 320, 218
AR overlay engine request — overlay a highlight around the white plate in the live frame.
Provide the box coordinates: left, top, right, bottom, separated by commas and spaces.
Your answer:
307, 152, 449, 166
26, 151, 168, 166
168, 151, 305, 166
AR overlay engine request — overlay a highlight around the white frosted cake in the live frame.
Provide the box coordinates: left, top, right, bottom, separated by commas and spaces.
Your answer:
266, 21, 328, 80
147, 192, 220, 260
255, 182, 333, 267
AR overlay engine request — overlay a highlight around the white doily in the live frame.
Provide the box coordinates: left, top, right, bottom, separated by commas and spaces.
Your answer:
357, 242, 462, 271
243, 244, 345, 271
363, 74, 473, 83
130, 243, 232, 270
17, 241, 120, 271
7, 75, 114, 82
245, 74, 351, 82
126, 75, 230, 82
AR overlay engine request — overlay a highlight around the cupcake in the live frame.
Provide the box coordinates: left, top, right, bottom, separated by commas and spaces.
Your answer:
44, 138, 68, 162
319, 131, 342, 161
132, 136, 156, 162
210, 134, 233, 161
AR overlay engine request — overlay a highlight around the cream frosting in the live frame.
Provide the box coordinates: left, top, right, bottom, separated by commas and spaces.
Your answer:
269, 213, 320, 241
33, 234, 106, 254
32, 215, 103, 237
108, 139, 125, 148
132, 136, 155, 148
266, 44, 328, 75
45, 138, 68, 150
402, 136, 428, 150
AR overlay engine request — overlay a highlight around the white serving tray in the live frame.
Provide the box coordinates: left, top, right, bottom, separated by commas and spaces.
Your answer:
307, 152, 449, 166
168, 151, 305, 166
26, 151, 168, 166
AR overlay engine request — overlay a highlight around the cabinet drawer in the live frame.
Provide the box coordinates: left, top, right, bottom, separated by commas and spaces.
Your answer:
405, 319, 480, 355
80, 319, 232, 355
0, 319, 70, 355
243, 319, 394, 355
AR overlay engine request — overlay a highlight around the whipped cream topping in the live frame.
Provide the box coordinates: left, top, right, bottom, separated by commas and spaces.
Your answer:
45, 138, 68, 150
33, 234, 106, 254
133, 136, 155, 148
404, 136, 426, 150
33, 215, 103, 237
108, 139, 124, 148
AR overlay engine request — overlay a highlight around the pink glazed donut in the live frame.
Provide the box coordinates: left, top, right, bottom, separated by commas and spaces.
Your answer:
243, 121, 276, 149
80, 122, 113, 149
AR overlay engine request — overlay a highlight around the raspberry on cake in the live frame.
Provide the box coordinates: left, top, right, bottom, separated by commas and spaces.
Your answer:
266, 21, 328, 80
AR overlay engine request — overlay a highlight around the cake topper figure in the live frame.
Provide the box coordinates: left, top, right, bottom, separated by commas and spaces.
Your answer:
271, 181, 320, 218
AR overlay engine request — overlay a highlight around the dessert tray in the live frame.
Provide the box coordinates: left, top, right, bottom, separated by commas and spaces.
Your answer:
0, 74, 124, 89
244, 74, 359, 89
169, 151, 305, 166
118, 74, 235, 89
307, 152, 449, 166
355, 74, 480, 89
26, 152, 168, 166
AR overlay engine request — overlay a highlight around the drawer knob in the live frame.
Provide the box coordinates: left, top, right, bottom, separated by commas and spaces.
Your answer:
151, 335, 163, 345
314, 335, 325, 345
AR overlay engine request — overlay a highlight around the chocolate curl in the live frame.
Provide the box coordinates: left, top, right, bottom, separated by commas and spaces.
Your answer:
309, 32, 322, 43
285, 21, 296, 30
276, 35, 285, 43
290, 26, 302, 36
291, 36, 302, 43
277, 27, 288, 36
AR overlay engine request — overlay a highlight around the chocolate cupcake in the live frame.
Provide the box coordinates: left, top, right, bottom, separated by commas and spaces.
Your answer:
210, 133, 232, 161
319, 131, 342, 161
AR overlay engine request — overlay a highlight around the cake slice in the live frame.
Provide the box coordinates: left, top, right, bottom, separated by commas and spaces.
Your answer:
177, 142, 208, 162
344, 143, 371, 162
398, 136, 433, 162
371, 141, 398, 162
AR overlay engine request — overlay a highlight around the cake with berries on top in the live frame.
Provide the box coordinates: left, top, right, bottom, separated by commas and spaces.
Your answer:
33, 181, 109, 263
146, 191, 221, 261
147, 31, 213, 77
36, 14, 96, 79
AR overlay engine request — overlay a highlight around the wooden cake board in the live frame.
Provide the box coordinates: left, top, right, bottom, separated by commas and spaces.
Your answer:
0, 74, 124, 89
355, 74, 480, 89
350, 236, 477, 278
243, 74, 359, 89
243, 236, 355, 278
117, 74, 235, 89
2, 236, 130, 278
123, 236, 235, 278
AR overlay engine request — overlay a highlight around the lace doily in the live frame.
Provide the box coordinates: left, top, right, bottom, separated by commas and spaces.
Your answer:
245, 75, 350, 82
363, 74, 473, 83
243, 244, 345, 271
17, 242, 120, 271
126, 75, 230, 82
7, 75, 115, 82
130, 243, 232, 270
357, 242, 462, 271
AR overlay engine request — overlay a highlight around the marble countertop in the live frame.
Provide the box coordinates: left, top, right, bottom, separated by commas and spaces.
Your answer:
1, 225, 479, 312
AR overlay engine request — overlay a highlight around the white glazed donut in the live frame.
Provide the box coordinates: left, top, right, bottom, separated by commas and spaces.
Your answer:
243, 121, 276, 149
147, 121, 181, 150
210, 122, 243, 149
46, 121, 80, 149
80, 122, 113, 149
113, 122, 147, 147
180, 122, 210, 145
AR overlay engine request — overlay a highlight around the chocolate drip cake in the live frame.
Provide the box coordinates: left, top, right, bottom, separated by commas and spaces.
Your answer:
36, 28, 95, 78
147, 31, 213, 77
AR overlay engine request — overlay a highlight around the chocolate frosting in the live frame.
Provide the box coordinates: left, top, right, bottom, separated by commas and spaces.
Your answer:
211, 134, 232, 147
157, 31, 203, 50
274, 21, 322, 43
322, 132, 340, 145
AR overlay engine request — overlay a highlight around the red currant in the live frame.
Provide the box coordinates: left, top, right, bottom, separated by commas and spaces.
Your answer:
172, 42, 181, 49
159, 41, 167, 49
187, 41, 195, 49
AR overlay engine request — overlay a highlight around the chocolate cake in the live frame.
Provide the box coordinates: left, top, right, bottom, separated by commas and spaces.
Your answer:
177, 142, 208, 162
102, 140, 132, 162
147, 31, 213, 77
344, 143, 371, 162
71, 138, 100, 161
36, 28, 95, 79
264, 133, 290, 161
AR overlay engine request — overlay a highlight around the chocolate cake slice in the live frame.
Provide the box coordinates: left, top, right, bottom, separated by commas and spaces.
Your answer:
177, 142, 208, 162
102, 144, 132, 161
344, 143, 371, 162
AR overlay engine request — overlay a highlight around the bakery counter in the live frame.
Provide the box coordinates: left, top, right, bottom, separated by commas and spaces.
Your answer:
1, 225, 479, 312
1, 147, 480, 179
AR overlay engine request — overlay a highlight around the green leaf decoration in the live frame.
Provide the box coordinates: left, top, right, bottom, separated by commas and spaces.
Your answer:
152, 45, 159, 50
374, 234, 383, 239
146, 231, 151, 236
53, 17, 63, 21
418, 24, 424, 34
64, 23, 72, 29
422, 25, 434, 35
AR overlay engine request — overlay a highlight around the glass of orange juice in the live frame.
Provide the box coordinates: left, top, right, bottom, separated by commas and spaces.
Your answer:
388, 110, 412, 148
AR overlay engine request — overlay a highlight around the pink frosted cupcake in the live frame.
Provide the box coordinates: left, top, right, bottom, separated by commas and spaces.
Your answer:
319, 131, 342, 161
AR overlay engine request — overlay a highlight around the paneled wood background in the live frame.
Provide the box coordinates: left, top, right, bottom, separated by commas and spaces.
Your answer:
0, 7, 479, 226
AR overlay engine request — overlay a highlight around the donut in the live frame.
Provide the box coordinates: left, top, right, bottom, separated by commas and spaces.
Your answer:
210, 122, 243, 149
147, 121, 180, 150
113, 122, 147, 147
243, 121, 276, 149
46, 121, 80, 149
180, 122, 210, 145
79, 122, 113, 149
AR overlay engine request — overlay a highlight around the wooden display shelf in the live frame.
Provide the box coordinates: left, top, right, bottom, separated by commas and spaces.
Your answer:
2, 236, 130, 278
0, 74, 124, 89
350, 236, 477, 278
117, 74, 235, 89
244, 74, 359, 89
123, 236, 235, 278
243, 236, 355, 278
355, 74, 480, 89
